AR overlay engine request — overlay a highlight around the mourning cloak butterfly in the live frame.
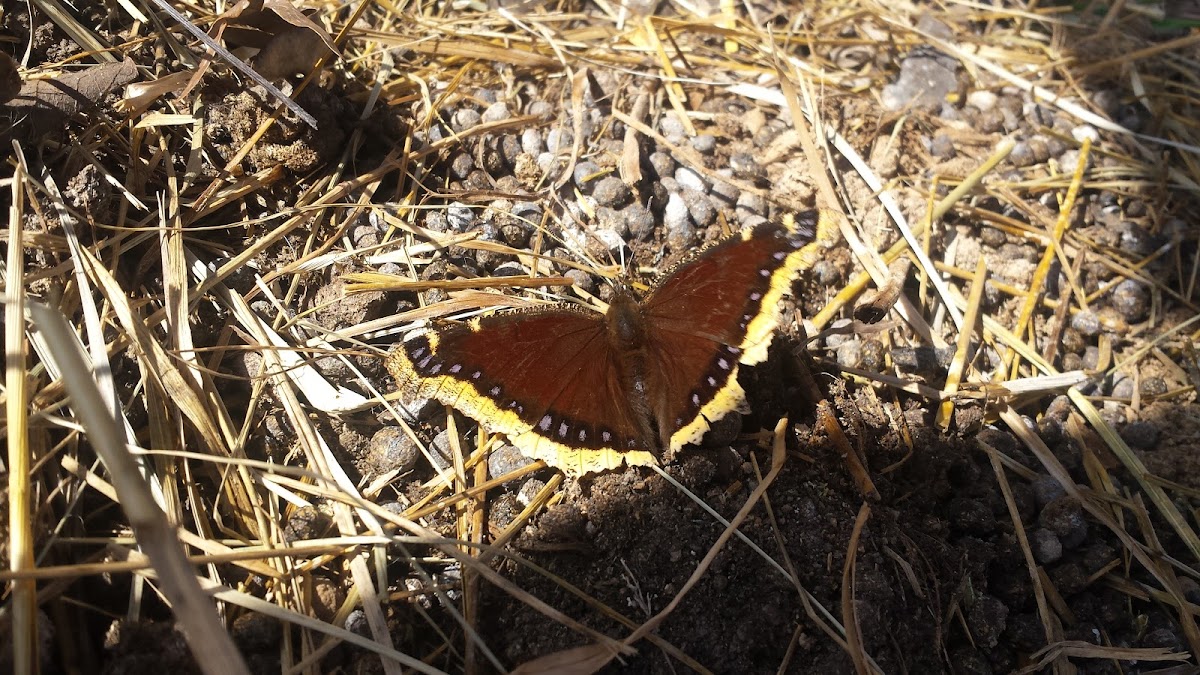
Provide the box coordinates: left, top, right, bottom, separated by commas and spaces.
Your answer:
388, 210, 836, 477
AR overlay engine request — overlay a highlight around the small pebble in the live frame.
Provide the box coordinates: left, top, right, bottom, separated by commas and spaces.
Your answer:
424, 210, 449, 232
674, 166, 707, 192
623, 202, 656, 241
481, 101, 511, 123
709, 178, 740, 206
572, 160, 602, 189
1031, 475, 1067, 509
1039, 496, 1088, 549
563, 268, 597, 295
283, 505, 332, 542
1009, 138, 1043, 167
594, 206, 629, 238
349, 221, 383, 249
1110, 279, 1149, 322
527, 100, 554, 118
659, 113, 687, 143
1092, 89, 1122, 118
1079, 541, 1117, 575
1045, 136, 1068, 158
1081, 346, 1101, 370
450, 108, 481, 132
489, 493, 521, 530
535, 151, 556, 175
1025, 103, 1055, 127
1046, 395, 1072, 421
836, 339, 863, 369
521, 128, 544, 155
740, 214, 768, 229
812, 259, 842, 286
648, 151, 675, 179
1060, 327, 1085, 354
1179, 577, 1200, 605
366, 426, 420, 476
231, 612, 282, 652
1011, 481, 1037, 523
1070, 310, 1102, 337
966, 90, 997, 111
488, 443, 534, 479
546, 126, 572, 153
1117, 222, 1156, 257
1058, 149, 1088, 174
449, 152, 474, 179
429, 429, 455, 470
593, 227, 631, 261
1030, 528, 1063, 564
664, 193, 695, 249
500, 134, 522, 166
980, 226, 1007, 247
1109, 375, 1134, 399
882, 55, 959, 111
500, 222, 531, 248
1099, 404, 1126, 428
975, 107, 1006, 134
1142, 627, 1183, 651
511, 200, 542, 224
753, 119, 788, 148
1072, 124, 1100, 143
446, 202, 475, 231
728, 152, 762, 180
825, 319, 853, 349
517, 478, 547, 506
345, 609, 369, 636
690, 133, 717, 154
311, 576, 344, 623
858, 339, 885, 370
1141, 376, 1168, 397
1117, 102, 1150, 132
735, 191, 767, 218
1005, 613, 1046, 652
491, 261, 526, 277
741, 107, 766, 135
592, 176, 632, 208
681, 188, 716, 227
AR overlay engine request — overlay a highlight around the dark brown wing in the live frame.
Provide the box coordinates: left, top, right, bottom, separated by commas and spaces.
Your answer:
639, 213, 831, 453
387, 305, 657, 476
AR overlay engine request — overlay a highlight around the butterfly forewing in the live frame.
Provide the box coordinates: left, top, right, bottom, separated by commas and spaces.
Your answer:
387, 306, 656, 475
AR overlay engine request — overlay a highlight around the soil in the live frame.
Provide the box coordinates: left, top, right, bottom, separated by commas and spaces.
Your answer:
3, 2, 1200, 675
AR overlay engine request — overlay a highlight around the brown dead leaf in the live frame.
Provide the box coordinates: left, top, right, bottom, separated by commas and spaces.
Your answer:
6, 59, 138, 138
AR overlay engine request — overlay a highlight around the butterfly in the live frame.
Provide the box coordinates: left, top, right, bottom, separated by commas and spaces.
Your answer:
387, 211, 834, 477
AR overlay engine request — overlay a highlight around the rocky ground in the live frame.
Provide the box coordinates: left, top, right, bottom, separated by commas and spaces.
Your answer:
2, 1, 1200, 674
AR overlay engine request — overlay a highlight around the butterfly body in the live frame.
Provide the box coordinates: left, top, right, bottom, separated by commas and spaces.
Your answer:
602, 291, 664, 455
388, 212, 836, 477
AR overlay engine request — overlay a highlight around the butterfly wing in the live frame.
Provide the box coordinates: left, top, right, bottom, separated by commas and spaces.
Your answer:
639, 213, 832, 453
387, 306, 657, 476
